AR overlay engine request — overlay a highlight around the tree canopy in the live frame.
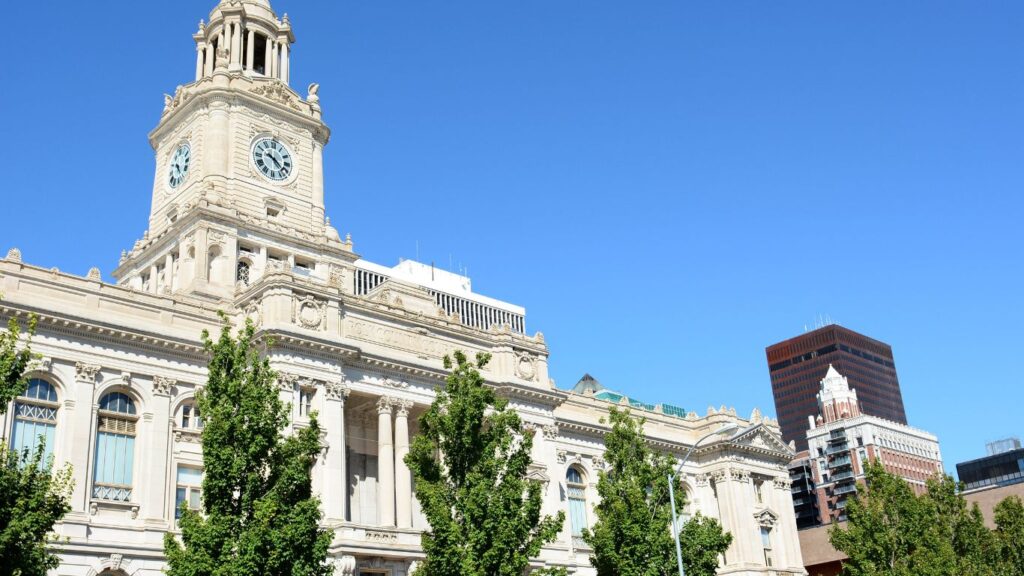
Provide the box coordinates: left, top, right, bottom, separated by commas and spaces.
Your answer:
0, 312, 73, 576
405, 350, 565, 576
830, 459, 1022, 576
584, 407, 731, 576
164, 317, 332, 576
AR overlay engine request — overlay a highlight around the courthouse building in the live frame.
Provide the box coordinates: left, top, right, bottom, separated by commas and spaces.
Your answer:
0, 1, 805, 574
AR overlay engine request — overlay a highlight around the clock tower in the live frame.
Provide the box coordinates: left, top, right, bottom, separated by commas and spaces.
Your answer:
113, 0, 353, 300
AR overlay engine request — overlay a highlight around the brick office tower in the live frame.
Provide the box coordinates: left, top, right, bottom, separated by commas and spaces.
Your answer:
766, 325, 907, 452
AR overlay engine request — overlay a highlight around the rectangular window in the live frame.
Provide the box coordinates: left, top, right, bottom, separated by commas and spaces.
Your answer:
93, 429, 135, 502
761, 526, 773, 567
299, 388, 314, 417
175, 466, 203, 519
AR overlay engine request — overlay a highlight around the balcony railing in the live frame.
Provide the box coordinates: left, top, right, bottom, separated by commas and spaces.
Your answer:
833, 484, 858, 496
831, 470, 856, 482
829, 455, 852, 468
826, 444, 849, 455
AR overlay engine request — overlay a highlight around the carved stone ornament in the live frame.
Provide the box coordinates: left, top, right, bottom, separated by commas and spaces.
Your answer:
514, 350, 537, 382
773, 476, 792, 490
384, 377, 409, 389
556, 450, 567, 464
365, 529, 397, 543
394, 398, 413, 418
152, 376, 176, 397
75, 362, 101, 383
293, 294, 326, 330
695, 473, 711, 487
250, 82, 303, 111
325, 382, 350, 402
591, 455, 606, 471
208, 229, 227, 246
277, 372, 298, 392
335, 556, 357, 576
755, 508, 779, 528
729, 468, 751, 483
243, 300, 262, 328
376, 396, 393, 414
711, 469, 728, 484
542, 424, 559, 440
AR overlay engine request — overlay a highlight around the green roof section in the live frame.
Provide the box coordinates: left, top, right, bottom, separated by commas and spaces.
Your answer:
572, 374, 686, 419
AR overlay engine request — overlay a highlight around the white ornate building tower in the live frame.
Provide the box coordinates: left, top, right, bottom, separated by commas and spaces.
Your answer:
0, 2, 806, 575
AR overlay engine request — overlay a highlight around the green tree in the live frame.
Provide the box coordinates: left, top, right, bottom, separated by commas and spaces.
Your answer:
164, 316, 332, 576
830, 460, 999, 576
0, 440, 74, 576
0, 315, 36, 408
584, 407, 731, 576
405, 350, 565, 576
0, 312, 73, 576
994, 496, 1024, 575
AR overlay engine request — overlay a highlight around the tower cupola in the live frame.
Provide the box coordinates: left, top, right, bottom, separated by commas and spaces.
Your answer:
193, 0, 295, 83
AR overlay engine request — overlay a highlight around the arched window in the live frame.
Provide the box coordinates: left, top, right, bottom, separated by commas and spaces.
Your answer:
179, 401, 203, 430
10, 378, 59, 461
93, 392, 138, 502
566, 467, 588, 545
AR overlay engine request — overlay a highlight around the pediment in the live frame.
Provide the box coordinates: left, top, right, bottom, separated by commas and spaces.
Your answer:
730, 424, 793, 456
526, 462, 551, 485
754, 507, 780, 527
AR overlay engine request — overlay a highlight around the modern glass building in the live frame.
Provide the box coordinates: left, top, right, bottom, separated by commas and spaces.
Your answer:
957, 447, 1024, 492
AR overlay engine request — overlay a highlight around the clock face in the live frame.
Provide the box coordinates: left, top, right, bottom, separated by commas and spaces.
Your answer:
252, 138, 293, 181
168, 143, 191, 189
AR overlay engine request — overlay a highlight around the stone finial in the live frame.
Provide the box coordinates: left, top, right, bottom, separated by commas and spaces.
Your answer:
88, 267, 102, 280
750, 407, 762, 423
120, 250, 128, 264
5, 247, 21, 262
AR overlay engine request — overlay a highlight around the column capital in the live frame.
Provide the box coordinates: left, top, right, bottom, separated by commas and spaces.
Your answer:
394, 399, 413, 418
75, 362, 101, 383
326, 382, 350, 402
377, 396, 394, 415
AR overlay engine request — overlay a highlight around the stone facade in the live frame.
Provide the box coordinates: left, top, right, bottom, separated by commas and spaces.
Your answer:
0, 1, 805, 574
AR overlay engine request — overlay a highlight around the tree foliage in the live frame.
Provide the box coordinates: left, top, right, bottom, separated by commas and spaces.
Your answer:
994, 496, 1024, 575
0, 441, 74, 576
830, 459, 1017, 576
405, 350, 565, 576
164, 316, 332, 576
584, 407, 731, 576
0, 312, 73, 576
0, 315, 36, 409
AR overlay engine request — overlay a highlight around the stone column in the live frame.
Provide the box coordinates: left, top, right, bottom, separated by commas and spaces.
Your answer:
323, 381, 350, 523
377, 397, 395, 527
246, 29, 256, 72
145, 377, 174, 525
394, 400, 413, 528
264, 39, 273, 76
775, 477, 802, 570
230, 22, 243, 70
195, 43, 205, 80
270, 41, 278, 78
68, 363, 100, 514
281, 41, 290, 83
205, 44, 215, 76
149, 264, 159, 294
204, 102, 230, 177
164, 253, 174, 293
312, 140, 325, 227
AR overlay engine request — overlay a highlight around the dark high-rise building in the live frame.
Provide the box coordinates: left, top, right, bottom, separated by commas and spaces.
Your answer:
766, 324, 906, 452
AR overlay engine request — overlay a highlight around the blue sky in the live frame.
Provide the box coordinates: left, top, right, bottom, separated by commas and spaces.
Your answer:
2, 1, 1022, 476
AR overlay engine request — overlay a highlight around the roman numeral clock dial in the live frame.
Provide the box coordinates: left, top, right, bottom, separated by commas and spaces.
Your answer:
252, 137, 294, 181
167, 143, 191, 188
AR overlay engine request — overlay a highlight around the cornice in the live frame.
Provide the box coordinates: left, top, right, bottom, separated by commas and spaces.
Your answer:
0, 305, 208, 363
150, 76, 328, 147
494, 381, 567, 408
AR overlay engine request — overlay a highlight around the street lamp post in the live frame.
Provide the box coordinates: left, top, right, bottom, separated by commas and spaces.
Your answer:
668, 422, 739, 576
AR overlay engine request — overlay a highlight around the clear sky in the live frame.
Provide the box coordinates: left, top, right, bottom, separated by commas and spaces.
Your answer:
2, 1, 1022, 476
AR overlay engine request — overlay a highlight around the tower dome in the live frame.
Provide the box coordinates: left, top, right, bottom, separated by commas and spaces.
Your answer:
193, 0, 294, 83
